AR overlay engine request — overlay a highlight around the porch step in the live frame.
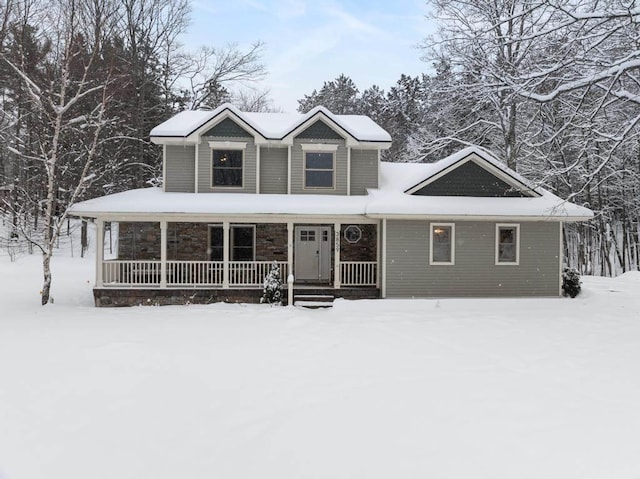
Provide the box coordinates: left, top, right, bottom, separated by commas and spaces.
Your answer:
294, 294, 335, 308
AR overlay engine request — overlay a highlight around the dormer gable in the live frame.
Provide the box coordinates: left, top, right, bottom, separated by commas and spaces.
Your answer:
295, 119, 344, 140
203, 117, 253, 138
405, 148, 540, 198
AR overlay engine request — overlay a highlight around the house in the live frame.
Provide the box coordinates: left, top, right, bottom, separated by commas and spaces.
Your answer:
69, 103, 593, 306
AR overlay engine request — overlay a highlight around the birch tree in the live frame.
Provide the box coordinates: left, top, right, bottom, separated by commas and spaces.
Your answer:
0, 0, 118, 304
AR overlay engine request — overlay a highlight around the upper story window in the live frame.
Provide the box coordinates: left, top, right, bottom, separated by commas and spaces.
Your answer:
209, 141, 247, 188
301, 143, 338, 190
496, 224, 520, 265
430, 223, 455, 265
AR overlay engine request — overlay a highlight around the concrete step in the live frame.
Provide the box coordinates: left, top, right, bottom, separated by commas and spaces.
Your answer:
294, 294, 335, 308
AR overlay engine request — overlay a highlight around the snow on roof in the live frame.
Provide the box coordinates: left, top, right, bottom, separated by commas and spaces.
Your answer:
69, 188, 371, 217
149, 110, 217, 138
69, 186, 592, 221
375, 148, 592, 219
149, 103, 392, 143
365, 189, 592, 219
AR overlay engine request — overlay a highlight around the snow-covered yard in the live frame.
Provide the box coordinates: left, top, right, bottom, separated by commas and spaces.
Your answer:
1, 249, 640, 479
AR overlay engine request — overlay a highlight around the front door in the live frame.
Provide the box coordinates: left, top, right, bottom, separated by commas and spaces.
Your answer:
294, 226, 332, 282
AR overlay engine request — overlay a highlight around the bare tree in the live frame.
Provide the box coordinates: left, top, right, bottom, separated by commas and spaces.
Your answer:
0, 0, 118, 304
184, 42, 267, 110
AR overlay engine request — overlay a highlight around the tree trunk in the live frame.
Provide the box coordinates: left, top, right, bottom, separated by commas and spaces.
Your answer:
41, 250, 52, 305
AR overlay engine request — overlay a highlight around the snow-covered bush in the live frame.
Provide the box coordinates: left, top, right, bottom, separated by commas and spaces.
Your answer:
562, 267, 582, 298
261, 261, 283, 305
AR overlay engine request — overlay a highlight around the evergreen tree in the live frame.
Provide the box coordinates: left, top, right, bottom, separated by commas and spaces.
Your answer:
261, 261, 283, 305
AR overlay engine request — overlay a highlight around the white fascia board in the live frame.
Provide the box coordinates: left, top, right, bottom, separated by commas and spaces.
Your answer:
150, 137, 198, 145
73, 212, 378, 224
186, 109, 264, 143
352, 142, 392, 150
282, 111, 354, 144
364, 213, 591, 222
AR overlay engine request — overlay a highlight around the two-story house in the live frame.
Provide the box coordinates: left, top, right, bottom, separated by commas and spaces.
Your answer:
70, 103, 592, 306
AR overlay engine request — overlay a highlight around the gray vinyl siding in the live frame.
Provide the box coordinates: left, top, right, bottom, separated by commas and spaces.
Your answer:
350, 149, 378, 195
197, 136, 256, 193
291, 138, 347, 195
260, 146, 288, 194
165, 145, 195, 193
385, 220, 560, 297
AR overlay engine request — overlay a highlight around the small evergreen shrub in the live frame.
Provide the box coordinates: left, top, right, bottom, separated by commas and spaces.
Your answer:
562, 267, 582, 298
261, 261, 283, 305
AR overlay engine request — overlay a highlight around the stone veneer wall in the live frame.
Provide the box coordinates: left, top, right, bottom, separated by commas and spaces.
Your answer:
119, 222, 290, 261
118, 222, 161, 260
93, 287, 380, 307
167, 223, 209, 260
118, 222, 377, 262
255, 223, 287, 261
340, 224, 377, 262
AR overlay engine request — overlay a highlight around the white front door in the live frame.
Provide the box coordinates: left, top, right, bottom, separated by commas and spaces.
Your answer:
294, 226, 332, 282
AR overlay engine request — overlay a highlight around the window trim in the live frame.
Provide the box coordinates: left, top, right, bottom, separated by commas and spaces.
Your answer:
495, 223, 520, 265
209, 141, 246, 189
301, 143, 337, 190
430, 223, 455, 265
208, 224, 256, 262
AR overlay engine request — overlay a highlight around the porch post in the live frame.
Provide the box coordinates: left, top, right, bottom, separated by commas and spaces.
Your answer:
381, 219, 387, 298
287, 221, 294, 304
223, 221, 230, 289
334, 222, 341, 289
160, 220, 167, 288
95, 218, 104, 288
376, 221, 381, 288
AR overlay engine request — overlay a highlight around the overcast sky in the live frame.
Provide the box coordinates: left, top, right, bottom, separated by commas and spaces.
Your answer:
182, 0, 435, 112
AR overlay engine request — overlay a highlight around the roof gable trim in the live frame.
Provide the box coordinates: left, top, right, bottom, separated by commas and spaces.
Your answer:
405, 152, 541, 198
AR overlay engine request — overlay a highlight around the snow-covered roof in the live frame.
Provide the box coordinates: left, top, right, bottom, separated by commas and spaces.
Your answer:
70, 145, 592, 221
149, 103, 392, 143
69, 189, 371, 217
70, 186, 592, 222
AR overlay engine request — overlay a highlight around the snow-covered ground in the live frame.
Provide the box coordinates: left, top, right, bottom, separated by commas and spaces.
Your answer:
1, 239, 640, 479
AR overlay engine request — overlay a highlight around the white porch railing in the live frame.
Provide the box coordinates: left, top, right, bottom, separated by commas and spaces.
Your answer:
102, 260, 375, 287
103, 260, 161, 286
167, 261, 223, 286
340, 261, 377, 286
229, 261, 288, 286
102, 260, 289, 287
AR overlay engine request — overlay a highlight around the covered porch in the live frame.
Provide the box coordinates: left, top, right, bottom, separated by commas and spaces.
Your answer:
93, 216, 380, 306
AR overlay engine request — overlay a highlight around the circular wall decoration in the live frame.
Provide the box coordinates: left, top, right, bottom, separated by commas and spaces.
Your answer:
344, 225, 362, 244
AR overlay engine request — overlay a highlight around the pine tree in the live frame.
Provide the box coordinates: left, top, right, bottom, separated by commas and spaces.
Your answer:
261, 261, 283, 305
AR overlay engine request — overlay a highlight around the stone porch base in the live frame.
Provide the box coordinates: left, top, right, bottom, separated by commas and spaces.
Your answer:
93, 287, 380, 307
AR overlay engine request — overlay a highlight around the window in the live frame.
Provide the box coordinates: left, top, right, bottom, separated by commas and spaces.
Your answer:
304, 152, 334, 188
231, 226, 254, 261
496, 224, 519, 265
300, 230, 316, 242
209, 226, 224, 261
430, 223, 455, 265
212, 149, 243, 187
209, 225, 255, 261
